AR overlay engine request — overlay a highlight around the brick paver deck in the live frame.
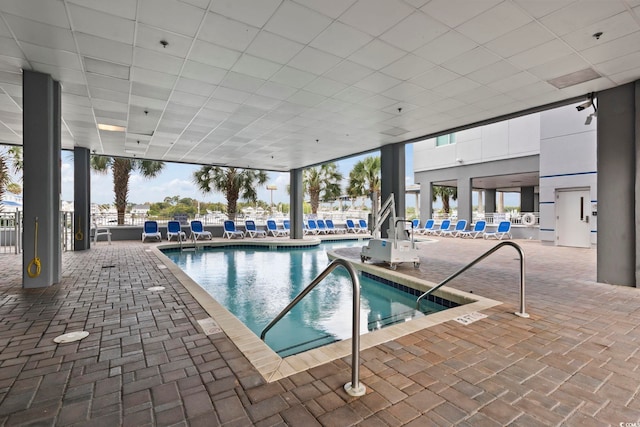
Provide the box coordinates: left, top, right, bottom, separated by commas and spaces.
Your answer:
0, 237, 638, 426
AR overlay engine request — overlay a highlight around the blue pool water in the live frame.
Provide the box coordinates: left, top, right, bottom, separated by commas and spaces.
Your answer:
164, 242, 454, 357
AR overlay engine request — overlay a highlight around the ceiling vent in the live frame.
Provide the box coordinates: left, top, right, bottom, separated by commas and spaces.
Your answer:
547, 68, 601, 89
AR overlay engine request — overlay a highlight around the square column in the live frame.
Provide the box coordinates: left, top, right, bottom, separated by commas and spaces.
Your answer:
74, 147, 91, 250
289, 168, 304, 239
521, 186, 535, 212
485, 189, 496, 213
22, 71, 61, 288
381, 144, 405, 237
456, 177, 472, 223
419, 182, 433, 221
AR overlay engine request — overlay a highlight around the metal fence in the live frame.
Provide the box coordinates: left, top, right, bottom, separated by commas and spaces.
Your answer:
0, 210, 21, 254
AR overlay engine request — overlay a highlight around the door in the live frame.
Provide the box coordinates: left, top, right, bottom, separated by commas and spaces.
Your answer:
556, 189, 591, 248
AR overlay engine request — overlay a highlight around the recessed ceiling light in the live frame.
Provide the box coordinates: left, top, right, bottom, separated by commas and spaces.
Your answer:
98, 124, 126, 132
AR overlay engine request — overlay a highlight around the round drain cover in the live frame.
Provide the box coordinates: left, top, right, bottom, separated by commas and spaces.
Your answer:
54, 331, 89, 344
148, 286, 165, 291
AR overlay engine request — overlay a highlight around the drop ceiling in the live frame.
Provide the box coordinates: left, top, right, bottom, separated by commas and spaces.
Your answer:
0, 0, 639, 171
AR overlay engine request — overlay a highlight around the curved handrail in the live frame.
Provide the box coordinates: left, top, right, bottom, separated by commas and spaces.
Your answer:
416, 241, 529, 318
260, 258, 366, 396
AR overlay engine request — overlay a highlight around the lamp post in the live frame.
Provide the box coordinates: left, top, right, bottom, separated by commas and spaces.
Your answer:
266, 185, 277, 213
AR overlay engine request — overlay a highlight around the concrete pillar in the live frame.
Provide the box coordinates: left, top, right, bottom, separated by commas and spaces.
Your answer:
456, 177, 472, 223
290, 168, 304, 239
497, 192, 504, 213
419, 181, 433, 221
22, 70, 61, 288
521, 186, 535, 212
74, 147, 91, 250
381, 144, 405, 237
485, 189, 496, 213
477, 190, 483, 213
597, 82, 638, 286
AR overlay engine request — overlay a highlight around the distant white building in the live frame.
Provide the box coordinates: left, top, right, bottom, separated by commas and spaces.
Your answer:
131, 204, 150, 216
0, 192, 22, 211
414, 103, 597, 248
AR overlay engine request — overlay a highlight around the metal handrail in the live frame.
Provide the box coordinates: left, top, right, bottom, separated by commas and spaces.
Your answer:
260, 258, 366, 397
416, 241, 529, 318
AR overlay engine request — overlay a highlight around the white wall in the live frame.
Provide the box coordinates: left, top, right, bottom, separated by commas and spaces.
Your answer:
413, 113, 540, 172
538, 104, 597, 245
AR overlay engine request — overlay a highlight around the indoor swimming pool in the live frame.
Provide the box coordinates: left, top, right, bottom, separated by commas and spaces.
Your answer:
163, 241, 456, 357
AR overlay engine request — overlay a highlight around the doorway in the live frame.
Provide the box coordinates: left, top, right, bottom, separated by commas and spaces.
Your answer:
556, 189, 591, 248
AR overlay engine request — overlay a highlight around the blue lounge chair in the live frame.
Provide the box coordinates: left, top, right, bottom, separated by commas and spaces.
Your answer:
358, 219, 368, 233
429, 219, 451, 236
411, 219, 420, 229
244, 220, 266, 238
190, 220, 212, 241
267, 219, 286, 237
223, 220, 244, 239
483, 220, 512, 240
325, 219, 345, 234
345, 219, 361, 233
142, 220, 162, 242
316, 219, 330, 234
440, 219, 467, 237
283, 219, 291, 235
305, 219, 320, 235
416, 219, 435, 235
167, 220, 186, 241
459, 220, 486, 239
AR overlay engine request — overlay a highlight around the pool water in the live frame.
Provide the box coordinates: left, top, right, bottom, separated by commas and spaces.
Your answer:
164, 242, 451, 357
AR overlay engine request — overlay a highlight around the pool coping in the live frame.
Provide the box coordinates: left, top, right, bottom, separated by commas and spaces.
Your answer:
151, 239, 502, 383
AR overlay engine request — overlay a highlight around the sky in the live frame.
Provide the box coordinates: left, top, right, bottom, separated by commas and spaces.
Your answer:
60, 145, 417, 208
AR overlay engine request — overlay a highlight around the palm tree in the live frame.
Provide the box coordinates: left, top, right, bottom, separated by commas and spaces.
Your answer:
0, 147, 22, 209
347, 156, 381, 208
433, 185, 457, 214
303, 163, 343, 215
193, 166, 267, 221
91, 156, 164, 225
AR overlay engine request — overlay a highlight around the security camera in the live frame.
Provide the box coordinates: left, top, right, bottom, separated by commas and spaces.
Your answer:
576, 101, 592, 111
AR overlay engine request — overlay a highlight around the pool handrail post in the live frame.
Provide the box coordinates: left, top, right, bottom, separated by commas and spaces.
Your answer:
416, 241, 529, 319
260, 258, 366, 397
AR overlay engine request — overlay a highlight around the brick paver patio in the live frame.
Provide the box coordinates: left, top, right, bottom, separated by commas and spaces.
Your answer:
0, 236, 638, 426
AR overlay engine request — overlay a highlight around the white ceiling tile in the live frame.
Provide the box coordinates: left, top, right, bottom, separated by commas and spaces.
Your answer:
67, 0, 137, 20
220, 71, 266, 92
170, 90, 208, 107
138, 0, 205, 37
382, 82, 427, 101
189, 40, 241, 70
506, 81, 556, 101
540, 0, 626, 36
131, 67, 176, 88
323, 60, 374, 85
199, 12, 260, 52
467, 60, 521, 85
181, 60, 227, 84
348, 39, 406, 70
131, 82, 171, 101
1, 0, 69, 28
487, 71, 539, 92
90, 87, 129, 104
244, 94, 281, 110
420, 0, 500, 28
359, 94, 397, 109
562, 12, 640, 52
4, 13, 75, 51
76, 33, 132, 65
456, 2, 532, 44
135, 23, 192, 59
580, 31, 640, 65
339, 0, 413, 37
210, 0, 281, 28
180, 0, 210, 9
84, 57, 130, 80
86, 73, 130, 92
0, 37, 24, 61
442, 47, 500, 76
508, 39, 573, 70
134, 47, 183, 75
333, 86, 373, 103
287, 90, 326, 107
596, 51, 640, 76
288, 47, 342, 75
255, 81, 298, 100
381, 54, 434, 80
245, 31, 305, 65
212, 86, 250, 104
354, 72, 401, 93
303, 77, 348, 97
69, 4, 134, 44
270, 66, 317, 88
528, 53, 592, 80
19, 42, 80, 70
380, 11, 449, 52
431, 76, 480, 96
512, 0, 571, 19
409, 66, 459, 89
310, 21, 373, 58
403, 0, 429, 8
292, 0, 357, 19
0, 56, 27, 74
413, 30, 476, 65
174, 77, 216, 96
484, 21, 555, 58
232, 54, 282, 80
264, 1, 332, 44
608, 65, 640, 85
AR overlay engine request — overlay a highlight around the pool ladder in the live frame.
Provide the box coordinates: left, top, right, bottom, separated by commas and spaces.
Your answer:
416, 241, 529, 318
260, 258, 366, 397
